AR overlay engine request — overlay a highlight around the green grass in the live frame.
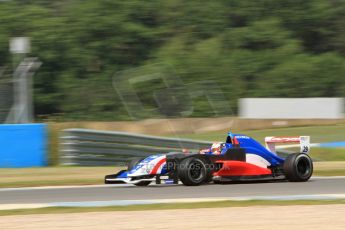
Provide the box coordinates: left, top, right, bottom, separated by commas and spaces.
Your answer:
311, 148, 345, 161
1, 199, 345, 216
313, 161, 345, 176
0, 166, 122, 188
314, 169, 345, 176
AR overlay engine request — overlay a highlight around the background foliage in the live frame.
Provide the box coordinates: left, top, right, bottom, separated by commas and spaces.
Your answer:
0, 0, 344, 120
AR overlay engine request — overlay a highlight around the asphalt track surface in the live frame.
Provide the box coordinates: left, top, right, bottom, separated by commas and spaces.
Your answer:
1, 177, 345, 204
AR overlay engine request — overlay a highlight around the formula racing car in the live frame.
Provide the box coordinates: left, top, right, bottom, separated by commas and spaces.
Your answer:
105, 132, 313, 186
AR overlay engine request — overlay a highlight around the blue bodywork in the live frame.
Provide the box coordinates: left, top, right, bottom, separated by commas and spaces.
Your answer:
231, 134, 284, 166
200, 133, 284, 167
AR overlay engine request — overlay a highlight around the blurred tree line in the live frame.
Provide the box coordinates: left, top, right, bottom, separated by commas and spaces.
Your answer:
0, 0, 344, 120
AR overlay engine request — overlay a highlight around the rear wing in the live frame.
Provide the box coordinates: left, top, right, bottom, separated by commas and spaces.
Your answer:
265, 136, 310, 154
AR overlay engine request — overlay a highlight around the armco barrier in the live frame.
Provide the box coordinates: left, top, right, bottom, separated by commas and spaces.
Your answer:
60, 129, 212, 166
0, 124, 47, 167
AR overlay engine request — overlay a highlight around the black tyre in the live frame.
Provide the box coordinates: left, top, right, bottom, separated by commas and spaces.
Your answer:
178, 157, 212, 186
283, 153, 313, 182
133, 181, 151, 186
127, 157, 151, 186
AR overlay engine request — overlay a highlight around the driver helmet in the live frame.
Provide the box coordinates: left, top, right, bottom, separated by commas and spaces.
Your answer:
211, 142, 223, 155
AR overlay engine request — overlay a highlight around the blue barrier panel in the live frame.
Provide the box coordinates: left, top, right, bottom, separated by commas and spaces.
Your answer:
0, 124, 47, 168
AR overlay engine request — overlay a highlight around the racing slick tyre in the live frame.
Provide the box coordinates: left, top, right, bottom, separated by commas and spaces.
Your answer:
283, 153, 313, 182
178, 157, 212, 186
128, 157, 151, 186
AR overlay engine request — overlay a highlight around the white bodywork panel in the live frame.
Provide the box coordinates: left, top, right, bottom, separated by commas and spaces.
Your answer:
127, 155, 166, 177
246, 153, 271, 168
265, 136, 310, 155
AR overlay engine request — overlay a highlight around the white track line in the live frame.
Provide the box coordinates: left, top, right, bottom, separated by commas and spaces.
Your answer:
1, 194, 345, 211
312, 176, 345, 180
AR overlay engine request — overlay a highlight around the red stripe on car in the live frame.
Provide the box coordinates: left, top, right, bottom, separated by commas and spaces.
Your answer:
150, 158, 166, 175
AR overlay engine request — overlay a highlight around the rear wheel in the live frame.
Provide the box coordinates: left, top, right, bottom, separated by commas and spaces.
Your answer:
178, 157, 212, 186
283, 153, 313, 182
127, 157, 151, 186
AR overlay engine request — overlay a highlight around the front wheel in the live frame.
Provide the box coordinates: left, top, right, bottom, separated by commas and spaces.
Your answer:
283, 153, 313, 182
178, 157, 212, 186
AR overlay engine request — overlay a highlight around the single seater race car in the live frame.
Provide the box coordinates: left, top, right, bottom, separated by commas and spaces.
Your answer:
105, 132, 313, 186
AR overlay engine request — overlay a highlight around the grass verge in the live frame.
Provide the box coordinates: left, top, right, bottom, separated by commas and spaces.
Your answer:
0, 166, 122, 188
313, 161, 345, 176
1, 199, 345, 216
